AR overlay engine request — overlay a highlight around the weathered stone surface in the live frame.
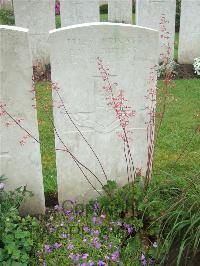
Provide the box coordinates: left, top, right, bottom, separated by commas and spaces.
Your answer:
136, 0, 176, 61
49, 23, 159, 204
0, 26, 45, 215
60, 0, 99, 27
178, 0, 200, 64
13, 0, 55, 65
108, 0, 132, 24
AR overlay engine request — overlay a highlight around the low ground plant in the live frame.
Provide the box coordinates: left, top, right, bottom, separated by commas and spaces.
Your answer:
0, 176, 39, 265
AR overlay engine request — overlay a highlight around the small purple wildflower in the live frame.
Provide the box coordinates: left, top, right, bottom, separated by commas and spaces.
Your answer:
91, 229, 99, 236
94, 242, 101, 249
67, 243, 74, 250
61, 233, 68, 238
83, 226, 90, 232
54, 205, 62, 212
123, 223, 134, 234
92, 216, 97, 224
53, 243, 62, 249
93, 201, 100, 212
68, 253, 80, 261
108, 242, 112, 249
111, 251, 119, 262
49, 227, 55, 233
140, 253, 147, 266
97, 261, 105, 266
82, 253, 89, 259
44, 244, 51, 253
104, 255, 110, 260
65, 210, 71, 215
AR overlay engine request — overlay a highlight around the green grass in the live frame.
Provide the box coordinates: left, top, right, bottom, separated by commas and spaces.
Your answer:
154, 79, 200, 178
36, 82, 57, 192
36, 79, 200, 192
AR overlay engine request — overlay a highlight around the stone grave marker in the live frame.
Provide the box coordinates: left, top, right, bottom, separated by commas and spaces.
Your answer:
60, 0, 100, 27
178, 0, 200, 64
0, 25, 45, 215
136, 0, 176, 61
108, 0, 132, 24
13, 0, 55, 65
49, 22, 159, 204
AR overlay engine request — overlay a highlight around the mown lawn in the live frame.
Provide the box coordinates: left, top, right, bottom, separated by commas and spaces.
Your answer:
36, 79, 200, 192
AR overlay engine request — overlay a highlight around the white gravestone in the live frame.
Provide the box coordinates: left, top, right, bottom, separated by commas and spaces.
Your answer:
13, 0, 55, 65
108, 0, 132, 24
178, 0, 200, 64
136, 0, 176, 61
0, 26, 45, 215
60, 0, 100, 27
49, 23, 159, 204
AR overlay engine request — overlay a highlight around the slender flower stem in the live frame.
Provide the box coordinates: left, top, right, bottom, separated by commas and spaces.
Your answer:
52, 84, 108, 182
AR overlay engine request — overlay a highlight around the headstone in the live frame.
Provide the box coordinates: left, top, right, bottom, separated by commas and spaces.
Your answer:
60, 0, 99, 27
49, 22, 159, 204
136, 0, 176, 61
13, 0, 55, 65
108, 0, 132, 24
0, 25, 45, 215
0, 0, 13, 9
178, 0, 200, 64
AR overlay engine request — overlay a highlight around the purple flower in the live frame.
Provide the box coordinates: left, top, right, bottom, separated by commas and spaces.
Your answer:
74, 253, 80, 261
82, 253, 89, 259
53, 243, 62, 249
49, 227, 55, 233
103, 235, 108, 240
61, 233, 68, 238
65, 210, 71, 215
93, 201, 100, 212
0, 183, 5, 190
83, 226, 89, 232
67, 243, 74, 250
108, 242, 112, 249
104, 255, 109, 260
43, 261, 46, 266
92, 216, 97, 224
123, 223, 134, 234
97, 261, 105, 266
111, 251, 119, 262
94, 242, 101, 249
140, 253, 147, 266
91, 229, 99, 236
44, 244, 51, 253
69, 253, 80, 261
54, 205, 62, 211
